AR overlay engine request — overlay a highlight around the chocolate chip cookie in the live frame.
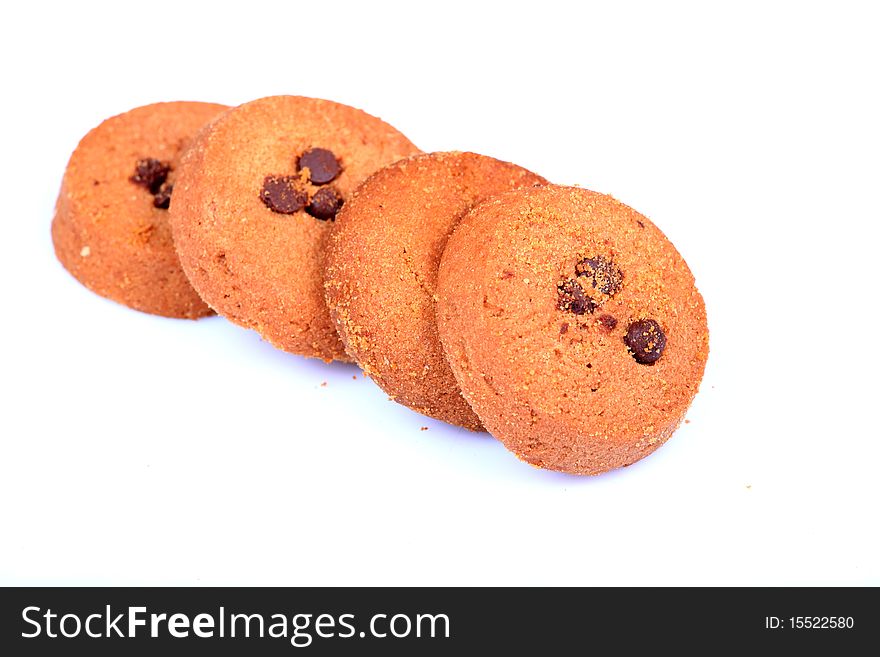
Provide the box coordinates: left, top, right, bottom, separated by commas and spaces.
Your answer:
437, 185, 709, 474
52, 101, 228, 318
170, 95, 420, 360
325, 152, 546, 429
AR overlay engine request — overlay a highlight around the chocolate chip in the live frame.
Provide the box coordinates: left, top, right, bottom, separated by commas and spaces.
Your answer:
598, 314, 618, 331
557, 279, 596, 315
576, 255, 623, 296
637, 220, 645, 228
131, 158, 172, 194
260, 175, 308, 214
152, 183, 173, 209
298, 148, 342, 185
306, 187, 343, 221
624, 319, 667, 365
560, 322, 569, 335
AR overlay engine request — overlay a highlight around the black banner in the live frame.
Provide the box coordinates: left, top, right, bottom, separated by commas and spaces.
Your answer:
1, 587, 875, 654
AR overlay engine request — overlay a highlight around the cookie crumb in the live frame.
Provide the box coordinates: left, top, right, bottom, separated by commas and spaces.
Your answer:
685, 419, 691, 424
420, 426, 429, 431
746, 484, 752, 490
320, 381, 327, 387
352, 375, 357, 380
80, 246, 91, 257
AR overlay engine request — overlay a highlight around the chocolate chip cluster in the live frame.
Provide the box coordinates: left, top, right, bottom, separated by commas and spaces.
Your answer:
259, 148, 344, 220
556, 255, 623, 315
130, 158, 174, 209
557, 255, 666, 364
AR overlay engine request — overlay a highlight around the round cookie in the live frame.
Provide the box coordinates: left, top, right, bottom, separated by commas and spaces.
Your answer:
436, 185, 708, 474
325, 152, 546, 430
170, 95, 420, 361
52, 101, 228, 318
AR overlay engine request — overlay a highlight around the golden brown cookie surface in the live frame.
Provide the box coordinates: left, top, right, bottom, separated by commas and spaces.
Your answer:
170, 95, 420, 361
437, 185, 709, 474
325, 152, 546, 429
52, 101, 228, 318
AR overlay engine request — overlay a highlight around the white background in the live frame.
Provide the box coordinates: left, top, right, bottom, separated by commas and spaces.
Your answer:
1, 1, 877, 586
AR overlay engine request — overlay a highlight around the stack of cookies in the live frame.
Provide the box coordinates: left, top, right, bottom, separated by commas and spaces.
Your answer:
53, 96, 709, 476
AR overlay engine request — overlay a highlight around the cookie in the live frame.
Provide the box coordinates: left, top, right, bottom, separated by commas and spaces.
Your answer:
170, 95, 420, 361
52, 101, 228, 318
437, 185, 708, 474
325, 152, 546, 429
